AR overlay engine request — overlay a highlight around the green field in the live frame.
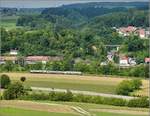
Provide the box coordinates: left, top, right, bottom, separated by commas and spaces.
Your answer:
0, 16, 21, 30
0, 100, 148, 116
0, 107, 144, 116
5, 73, 124, 94
4, 73, 148, 96
0, 107, 77, 116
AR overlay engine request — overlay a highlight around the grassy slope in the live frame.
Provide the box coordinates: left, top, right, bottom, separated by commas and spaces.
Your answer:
0, 16, 21, 30
5, 73, 124, 94
0, 100, 148, 116
0, 107, 144, 116
4, 72, 148, 96
0, 107, 77, 116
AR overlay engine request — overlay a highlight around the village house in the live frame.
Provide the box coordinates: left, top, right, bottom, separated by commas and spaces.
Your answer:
119, 56, 129, 66
25, 56, 49, 64
10, 49, 18, 55
118, 26, 137, 36
145, 58, 150, 64
117, 26, 149, 39
0, 56, 18, 64
128, 57, 136, 66
107, 52, 114, 62
25, 56, 63, 64
136, 29, 146, 38
145, 28, 150, 38
0, 55, 63, 65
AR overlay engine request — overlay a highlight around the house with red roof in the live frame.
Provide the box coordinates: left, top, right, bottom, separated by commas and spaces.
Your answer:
119, 56, 129, 66
25, 56, 63, 64
136, 29, 146, 39
25, 56, 49, 64
0, 56, 18, 64
145, 58, 150, 64
118, 26, 137, 36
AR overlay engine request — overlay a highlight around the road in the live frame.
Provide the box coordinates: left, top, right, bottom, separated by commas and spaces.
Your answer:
31, 87, 136, 100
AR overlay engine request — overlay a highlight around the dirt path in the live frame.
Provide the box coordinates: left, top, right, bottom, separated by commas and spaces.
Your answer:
31, 86, 136, 100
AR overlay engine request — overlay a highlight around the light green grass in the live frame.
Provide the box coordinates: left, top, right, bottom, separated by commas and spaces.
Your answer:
94, 112, 144, 116
0, 104, 148, 116
0, 16, 21, 29
24, 80, 116, 93
34, 101, 149, 116
11, 76, 117, 94
4, 73, 149, 95
0, 107, 77, 116
38, 101, 149, 112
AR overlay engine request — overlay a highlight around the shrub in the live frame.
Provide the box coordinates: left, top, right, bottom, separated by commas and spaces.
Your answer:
102, 97, 126, 106
3, 82, 25, 100
20, 77, 26, 82
73, 94, 94, 103
0, 74, 11, 89
50, 91, 73, 101
116, 80, 134, 95
19, 91, 149, 108
131, 79, 142, 90
127, 97, 149, 108
116, 79, 142, 96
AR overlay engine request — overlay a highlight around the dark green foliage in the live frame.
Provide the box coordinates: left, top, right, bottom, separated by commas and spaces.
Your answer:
91, 10, 148, 27
102, 97, 126, 106
127, 97, 149, 108
116, 79, 142, 95
144, 64, 149, 78
131, 79, 142, 90
2, 61, 14, 72
129, 65, 148, 78
116, 80, 134, 95
101, 63, 118, 75
19, 91, 149, 108
20, 77, 26, 82
0, 74, 11, 89
3, 82, 25, 100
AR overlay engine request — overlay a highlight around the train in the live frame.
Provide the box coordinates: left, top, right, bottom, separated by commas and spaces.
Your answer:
30, 70, 82, 75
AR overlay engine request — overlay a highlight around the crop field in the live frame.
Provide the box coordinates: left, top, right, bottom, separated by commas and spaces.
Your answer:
2, 72, 149, 96
0, 100, 149, 116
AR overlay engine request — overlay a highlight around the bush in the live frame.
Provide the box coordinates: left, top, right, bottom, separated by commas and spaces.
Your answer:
20, 77, 26, 82
0, 74, 11, 89
131, 79, 142, 90
102, 97, 126, 106
19, 91, 149, 108
50, 91, 73, 101
116, 80, 134, 95
3, 82, 25, 100
116, 79, 142, 96
127, 97, 149, 108
73, 94, 94, 103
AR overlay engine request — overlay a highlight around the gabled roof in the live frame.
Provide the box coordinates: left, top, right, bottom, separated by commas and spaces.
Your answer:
0, 56, 17, 61
145, 58, 150, 62
136, 29, 145, 35
25, 56, 49, 61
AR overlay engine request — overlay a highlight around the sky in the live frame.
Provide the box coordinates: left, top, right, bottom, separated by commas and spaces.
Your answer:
0, 0, 148, 8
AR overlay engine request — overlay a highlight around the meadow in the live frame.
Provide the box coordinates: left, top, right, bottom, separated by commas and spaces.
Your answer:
3, 72, 149, 96
0, 100, 149, 116
0, 16, 21, 30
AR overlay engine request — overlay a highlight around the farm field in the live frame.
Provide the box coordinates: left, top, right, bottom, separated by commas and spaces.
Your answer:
0, 100, 149, 116
2, 72, 149, 96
